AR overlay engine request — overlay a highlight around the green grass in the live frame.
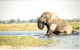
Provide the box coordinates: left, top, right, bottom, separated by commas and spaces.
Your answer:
0, 23, 43, 31
70, 22, 79, 30
0, 36, 52, 47
0, 22, 79, 31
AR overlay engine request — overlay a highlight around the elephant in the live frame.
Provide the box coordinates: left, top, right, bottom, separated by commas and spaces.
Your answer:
38, 12, 72, 36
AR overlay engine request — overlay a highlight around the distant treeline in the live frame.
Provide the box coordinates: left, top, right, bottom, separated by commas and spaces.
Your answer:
0, 17, 79, 24
0, 17, 40, 24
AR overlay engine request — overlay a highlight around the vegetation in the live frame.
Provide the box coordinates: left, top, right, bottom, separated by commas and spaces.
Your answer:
0, 17, 40, 24
0, 22, 79, 31
0, 22, 79, 49
0, 36, 52, 47
0, 23, 42, 31
0, 17, 79, 24
70, 22, 79, 30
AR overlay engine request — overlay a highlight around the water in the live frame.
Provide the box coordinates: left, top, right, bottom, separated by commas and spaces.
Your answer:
0, 31, 79, 49
43, 28, 46, 34
0, 31, 46, 36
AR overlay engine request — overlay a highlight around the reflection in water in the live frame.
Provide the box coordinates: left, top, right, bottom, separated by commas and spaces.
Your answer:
0, 31, 79, 49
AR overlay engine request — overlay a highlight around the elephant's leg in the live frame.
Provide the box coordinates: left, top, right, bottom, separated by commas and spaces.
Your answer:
58, 33, 67, 35
59, 26, 72, 35
66, 26, 72, 35
45, 23, 49, 34
47, 30, 54, 35
57, 31, 70, 35
45, 24, 57, 36
53, 31, 61, 35
45, 23, 50, 36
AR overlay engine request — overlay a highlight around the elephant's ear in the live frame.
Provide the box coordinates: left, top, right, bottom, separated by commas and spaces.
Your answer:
47, 13, 59, 25
47, 19, 56, 25
53, 20, 56, 23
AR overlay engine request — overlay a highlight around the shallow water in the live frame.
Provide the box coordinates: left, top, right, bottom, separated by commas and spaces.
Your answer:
0, 31, 46, 36
0, 31, 79, 49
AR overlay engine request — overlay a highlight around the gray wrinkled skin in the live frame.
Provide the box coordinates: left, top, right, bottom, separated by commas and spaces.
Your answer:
38, 12, 72, 36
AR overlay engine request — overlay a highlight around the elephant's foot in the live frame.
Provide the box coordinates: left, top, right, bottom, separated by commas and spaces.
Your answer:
45, 33, 50, 36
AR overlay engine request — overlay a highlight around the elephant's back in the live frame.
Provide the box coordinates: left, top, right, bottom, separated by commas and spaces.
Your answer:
55, 19, 71, 31
57, 19, 69, 26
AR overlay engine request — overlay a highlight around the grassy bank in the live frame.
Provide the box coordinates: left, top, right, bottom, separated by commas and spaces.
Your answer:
0, 23, 41, 31
0, 36, 52, 47
0, 22, 79, 31
70, 22, 79, 30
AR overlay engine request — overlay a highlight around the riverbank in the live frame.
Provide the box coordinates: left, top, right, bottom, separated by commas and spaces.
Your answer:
0, 22, 79, 31
0, 36, 53, 49
0, 31, 79, 49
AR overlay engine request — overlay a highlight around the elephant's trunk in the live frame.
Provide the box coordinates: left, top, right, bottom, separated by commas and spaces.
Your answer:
38, 20, 45, 29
